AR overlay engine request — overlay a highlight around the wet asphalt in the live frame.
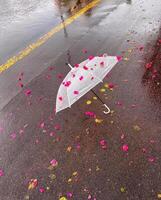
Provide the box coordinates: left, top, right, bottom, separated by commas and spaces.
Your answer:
0, 0, 161, 199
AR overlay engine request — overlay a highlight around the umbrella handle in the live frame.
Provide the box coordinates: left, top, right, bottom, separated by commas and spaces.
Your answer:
103, 104, 110, 114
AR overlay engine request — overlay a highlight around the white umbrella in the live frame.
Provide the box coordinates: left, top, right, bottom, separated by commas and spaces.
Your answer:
56, 54, 121, 114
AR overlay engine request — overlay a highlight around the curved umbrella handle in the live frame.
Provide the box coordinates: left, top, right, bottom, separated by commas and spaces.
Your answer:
103, 104, 111, 114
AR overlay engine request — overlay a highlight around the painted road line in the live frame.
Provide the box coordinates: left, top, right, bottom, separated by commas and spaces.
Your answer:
0, 0, 100, 74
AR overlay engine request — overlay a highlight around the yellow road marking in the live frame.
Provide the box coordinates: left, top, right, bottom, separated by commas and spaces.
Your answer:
0, 0, 100, 73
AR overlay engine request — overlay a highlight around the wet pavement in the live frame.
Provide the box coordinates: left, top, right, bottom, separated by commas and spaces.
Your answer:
0, 0, 161, 199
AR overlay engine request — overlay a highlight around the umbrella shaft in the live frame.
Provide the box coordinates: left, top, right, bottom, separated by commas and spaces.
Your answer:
91, 89, 105, 105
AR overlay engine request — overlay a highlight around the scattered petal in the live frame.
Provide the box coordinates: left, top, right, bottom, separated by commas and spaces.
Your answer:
100, 88, 106, 92
88, 55, 94, 60
59, 96, 63, 101
86, 100, 92, 105
10, 132, 16, 139
120, 187, 126, 193
100, 61, 104, 66
54, 124, 60, 131
28, 179, 38, 190
59, 197, 67, 200
99, 139, 107, 149
133, 125, 141, 131
122, 144, 129, 152
79, 76, 84, 81
82, 49, 87, 53
108, 83, 114, 89
24, 89, 32, 96
148, 157, 155, 162
0, 169, 4, 177
50, 159, 58, 167
74, 64, 79, 68
95, 118, 103, 123
93, 96, 97, 100
83, 66, 88, 70
40, 122, 45, 129
145, 62, 153, 69
74, 90, 79, 95
116, 56, 122, 61
85, 111, 96, 118
64, 81, 71, 87
39, 187, 45, 193
67, 192, 73, 198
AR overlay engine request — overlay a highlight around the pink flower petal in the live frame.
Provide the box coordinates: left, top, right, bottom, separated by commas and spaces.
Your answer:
99, 139, 107, 149
85, 111, 96, 118
83, 66, 88, 70
0, 127, 3, 134
108, 83, 114, 89
116, 56, 122, 62
39, 187, 45, 193
50, 159, 58, 167
122, 144, 129, 152
145, 62, 153, 69
88, 55, 94, 60
10, 133, 16, 139
121, 134, 125, 140
28, 179, 38, 190
67, 192, 73, 198
57, 73, 63, 79
18, 82, 24, 88
100, 61, 104, 66
59, 96, 63, 101
54, 124, 60, 130
48, 66, 54, 71
74, 90, 79, 95
40, 122, 45, 129
0, 169, 4, 177
139, 46, 144, 51
148, 157, 155, 162
74, 64, 79, 68
79, 76, 84, 81
82, 49, 87, 54
64, 81, 71, 87
24, 89, 32, 96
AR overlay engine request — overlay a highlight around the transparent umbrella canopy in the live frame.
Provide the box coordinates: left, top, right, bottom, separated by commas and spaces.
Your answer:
56, 54, 121, 114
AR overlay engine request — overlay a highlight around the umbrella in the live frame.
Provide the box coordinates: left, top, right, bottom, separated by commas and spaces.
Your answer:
56, 54, 121, 114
